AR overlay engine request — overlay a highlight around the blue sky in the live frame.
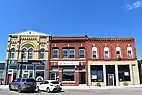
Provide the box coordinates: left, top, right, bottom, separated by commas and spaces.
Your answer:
0, 0, 142, 60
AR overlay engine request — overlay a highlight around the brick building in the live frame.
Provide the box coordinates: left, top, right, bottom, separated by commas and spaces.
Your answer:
49, 36, 88, 86
87, 38, 140, 86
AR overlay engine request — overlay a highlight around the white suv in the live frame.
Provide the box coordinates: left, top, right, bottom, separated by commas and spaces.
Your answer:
36, 80, 62, 93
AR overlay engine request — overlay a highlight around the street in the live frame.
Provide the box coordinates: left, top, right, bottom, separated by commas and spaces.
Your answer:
1, 87, 142, 95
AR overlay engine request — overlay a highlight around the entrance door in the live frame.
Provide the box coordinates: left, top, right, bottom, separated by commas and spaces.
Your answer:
79, 72, 86, 84
7, 74, 12, 84
108, 74, 114, 86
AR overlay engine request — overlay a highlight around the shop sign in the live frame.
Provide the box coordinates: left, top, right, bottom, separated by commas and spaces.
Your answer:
58, 61, 79, 66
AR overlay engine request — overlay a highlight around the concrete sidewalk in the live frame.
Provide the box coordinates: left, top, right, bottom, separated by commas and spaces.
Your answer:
1, 85, 142, 90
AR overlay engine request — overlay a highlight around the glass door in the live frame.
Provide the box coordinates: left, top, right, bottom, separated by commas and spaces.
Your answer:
108, 74, 114, 86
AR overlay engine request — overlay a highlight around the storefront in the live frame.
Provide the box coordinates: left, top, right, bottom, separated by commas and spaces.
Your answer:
88, 61, 140, 87
0, 62, 6, 85
50, 61, 86, 86
7, 60, 48, 84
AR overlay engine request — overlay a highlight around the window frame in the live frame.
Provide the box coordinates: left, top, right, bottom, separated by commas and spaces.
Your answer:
10, 48, 15, 59
104, 47, 109, 59
39, 48, 45, 59
28, 48, 33, 59
79, 48, 85, 59
92, 47, 97, 59
52, 48, 59, 59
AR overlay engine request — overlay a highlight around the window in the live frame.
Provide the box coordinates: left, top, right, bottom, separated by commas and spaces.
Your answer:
62, 48, 75, 58
127, 46, 132, 59
104, 47, 109, 59
91, 65, 103, 82
69, 49, 75, 58
21, 48, 27, 59
116, 47, 121, 58
28, 48, 33, 59
118, 65, 131, 81
92, 47, 97, 59
39, 48, 45, 59
52, 48, 58, 59
79, 48, 85, 58
10, 48, 15, 59
36, 71, 44, 81
62, 66, 74, 81
62, 72, 74, 81
27, 65, 34, 70
36, 65, 44, 70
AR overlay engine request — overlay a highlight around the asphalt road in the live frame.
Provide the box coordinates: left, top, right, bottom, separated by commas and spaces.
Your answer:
1, 87, 142, 95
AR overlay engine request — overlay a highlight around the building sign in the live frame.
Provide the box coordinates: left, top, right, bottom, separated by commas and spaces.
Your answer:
58, 61, 79, 66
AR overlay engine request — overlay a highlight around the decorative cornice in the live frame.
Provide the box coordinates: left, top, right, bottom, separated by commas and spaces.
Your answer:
88, 38, 134, 42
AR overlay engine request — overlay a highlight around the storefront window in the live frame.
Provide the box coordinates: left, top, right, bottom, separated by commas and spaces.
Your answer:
118, 65, 131, 81
91, 65, 103, 82
36, 65, 44, 70
62, 72, 74, 81
50, 72, 58, 80
9, 65, 18, 69
62, 66, 74, 81
27, 65, 34, 70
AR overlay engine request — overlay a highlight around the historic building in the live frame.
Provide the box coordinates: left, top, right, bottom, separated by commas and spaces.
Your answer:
5, 30, 50, 84
49, 36, 88, 86
86, 38, 140, 86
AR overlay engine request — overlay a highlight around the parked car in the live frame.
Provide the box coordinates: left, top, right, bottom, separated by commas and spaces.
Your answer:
9, 78, 36, 93
36, 80, 62, 93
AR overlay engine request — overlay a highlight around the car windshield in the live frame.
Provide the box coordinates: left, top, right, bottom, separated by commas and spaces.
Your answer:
26, 79, 35, 82
51, 81, 59, 84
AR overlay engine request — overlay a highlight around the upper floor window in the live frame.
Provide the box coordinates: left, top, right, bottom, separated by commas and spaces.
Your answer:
39, 48, 45, 59
21, 48, 27, 59
127, 45, 133, 59
104, 47, 109, 59
92, 47, 97, 59
79, 47, 85, 59
62, 48, 75, 59
116, 47, 121, 59
52, 48, 59, 59
10, 48, 15, 59
28, 48, 33, 59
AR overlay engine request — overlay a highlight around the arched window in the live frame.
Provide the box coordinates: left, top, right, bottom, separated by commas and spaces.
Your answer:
127, 46, 133, 59
28, 48, 33, 59
39, 48, 45, 59
92, 47, 97, 59
116, 47, 121, 58
10, 48, 15, 59
21, 48, 27, 59
104, 47, 109, 59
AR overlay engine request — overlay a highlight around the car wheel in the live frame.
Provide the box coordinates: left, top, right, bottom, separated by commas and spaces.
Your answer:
18, 87, 22, 93
46, 88, 50, 93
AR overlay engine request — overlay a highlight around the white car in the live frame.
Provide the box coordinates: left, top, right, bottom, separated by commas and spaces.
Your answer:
36, 80, 62, 93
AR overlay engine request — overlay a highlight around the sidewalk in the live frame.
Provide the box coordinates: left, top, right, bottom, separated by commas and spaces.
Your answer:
0, 85, 142, 90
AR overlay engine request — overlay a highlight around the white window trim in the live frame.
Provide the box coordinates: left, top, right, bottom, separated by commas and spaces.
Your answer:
92, 47, 97, 59
104, 47, 109, 59
62, 49, 75, 59
127, 47, 133, 58
116, 47, 121, 58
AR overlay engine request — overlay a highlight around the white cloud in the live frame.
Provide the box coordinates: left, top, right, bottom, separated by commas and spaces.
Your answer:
127, 0, 142, 10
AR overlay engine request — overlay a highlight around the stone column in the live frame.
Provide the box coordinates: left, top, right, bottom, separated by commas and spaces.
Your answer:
115, 64, 119, 86
103, 65, 106, 86
75, 69, 79, 85
129, 64, 134, 85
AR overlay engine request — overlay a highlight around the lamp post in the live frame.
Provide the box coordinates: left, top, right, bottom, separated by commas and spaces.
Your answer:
19, 51, 24, 78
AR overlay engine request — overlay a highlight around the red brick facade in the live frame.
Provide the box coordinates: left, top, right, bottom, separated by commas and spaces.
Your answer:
86, 38, 137, 60
48, 36, 137, 86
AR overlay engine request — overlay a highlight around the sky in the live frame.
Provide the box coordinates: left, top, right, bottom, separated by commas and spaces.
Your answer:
0, 0, 142, 60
